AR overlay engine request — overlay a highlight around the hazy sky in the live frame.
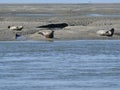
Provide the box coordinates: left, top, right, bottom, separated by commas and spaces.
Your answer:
0, 0, 120, 3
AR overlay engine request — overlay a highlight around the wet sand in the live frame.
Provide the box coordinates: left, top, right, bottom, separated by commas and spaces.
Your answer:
0, 4, 120, 41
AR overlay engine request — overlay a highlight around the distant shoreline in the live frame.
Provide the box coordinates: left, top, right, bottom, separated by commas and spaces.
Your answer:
0, 3, 120, 4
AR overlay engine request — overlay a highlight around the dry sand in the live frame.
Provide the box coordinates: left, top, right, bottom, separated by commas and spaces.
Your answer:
0, 4, 120, 41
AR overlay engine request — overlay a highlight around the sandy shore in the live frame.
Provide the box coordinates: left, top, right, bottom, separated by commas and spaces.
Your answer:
0, 4, 120, 41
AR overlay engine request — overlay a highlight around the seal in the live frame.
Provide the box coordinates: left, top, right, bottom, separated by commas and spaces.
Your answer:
38, 30, 54, 38
96, 28, 114, 37
8, 25, 23, 31
36, 23, 68, 29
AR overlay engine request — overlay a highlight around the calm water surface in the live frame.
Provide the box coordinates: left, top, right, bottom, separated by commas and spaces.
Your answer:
1, 13, 120, 18
16, 13, 120, 17
87, 14, 120, 17
0, 40, 120, 90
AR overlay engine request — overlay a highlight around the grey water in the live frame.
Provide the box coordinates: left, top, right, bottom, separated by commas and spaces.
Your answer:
0, 13, 58, 17
87, 14, 120, 17
0, 40, 120, 90
1, 13, 120, 18
16, 13, 120, 17
15, 13, 58, 17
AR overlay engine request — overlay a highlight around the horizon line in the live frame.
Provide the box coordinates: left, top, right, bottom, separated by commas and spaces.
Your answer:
0, 2, 120, 4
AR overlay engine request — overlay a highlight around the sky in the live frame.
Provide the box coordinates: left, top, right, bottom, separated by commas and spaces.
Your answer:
0, 0, 120, 3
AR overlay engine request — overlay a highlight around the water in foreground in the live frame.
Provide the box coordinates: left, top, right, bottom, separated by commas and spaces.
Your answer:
0, 40, 120, 90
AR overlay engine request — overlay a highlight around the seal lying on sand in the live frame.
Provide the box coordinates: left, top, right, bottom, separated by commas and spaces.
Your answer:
38, 30, 54, 38
96, 28, 115, 37
36, 23, 68, 29
8, 25, 23, 31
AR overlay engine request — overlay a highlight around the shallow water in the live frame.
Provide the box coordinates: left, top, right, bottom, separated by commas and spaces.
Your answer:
15, 13, 58, 17
1, 13, 120, 18
0, 13, 59, 17
0, 40, 120, 90
87, 14, 120, 17
15, 13, 120, 17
